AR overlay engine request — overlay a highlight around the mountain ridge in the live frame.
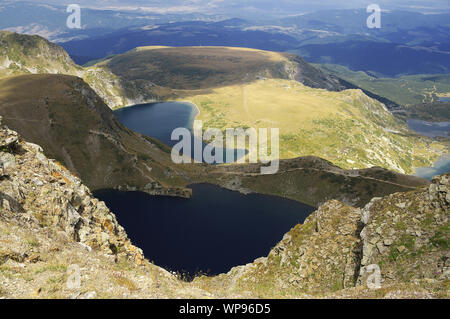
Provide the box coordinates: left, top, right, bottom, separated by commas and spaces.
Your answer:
0, 73, 430, 207
0, 120, 447, 298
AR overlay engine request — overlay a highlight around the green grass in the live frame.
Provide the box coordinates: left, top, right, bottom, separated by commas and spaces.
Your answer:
184, 78, 446, 174
430, 224, 450, 249
316, 63, 450, 107
34, 264, 67, 274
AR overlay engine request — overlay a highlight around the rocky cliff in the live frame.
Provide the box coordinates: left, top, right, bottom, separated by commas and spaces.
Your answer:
0, 120, 448, 298
194, 175, 449, 298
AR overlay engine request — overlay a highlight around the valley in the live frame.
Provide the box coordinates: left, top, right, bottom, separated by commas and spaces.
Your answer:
0, 123, 447, 298
184, 78, 444, 173
316, 64, 450, 107
0, 6, 449, 300
0, 73, 427, 208
0, 32, 445, 198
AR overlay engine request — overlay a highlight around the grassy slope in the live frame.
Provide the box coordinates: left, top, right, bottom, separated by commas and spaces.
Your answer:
91, 45, 448, 174
183, 79, 446, 174
0, 74, 194, 194
316, 63, 450, 106
0, 74, 429, 208
0, 34, 438, 202
200, 157, 429, 207
104, 46, 289, 90
92, 45, 448, 174
0, 30, 83, 77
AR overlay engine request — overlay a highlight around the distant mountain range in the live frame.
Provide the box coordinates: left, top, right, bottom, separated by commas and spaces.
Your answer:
1, 2, 449, 77
61, 20, 300, 65
0, 1, 227, 42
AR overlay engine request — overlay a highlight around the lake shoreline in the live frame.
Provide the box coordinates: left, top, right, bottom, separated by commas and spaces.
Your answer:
94, 183, 315, 277
414, 154, 450, 180
113, 99, 201, 120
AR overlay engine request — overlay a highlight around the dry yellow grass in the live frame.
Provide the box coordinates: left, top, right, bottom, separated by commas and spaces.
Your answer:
183, 79, 447, 173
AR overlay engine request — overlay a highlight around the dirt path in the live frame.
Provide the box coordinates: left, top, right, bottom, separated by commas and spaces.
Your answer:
217, 166, 420, 190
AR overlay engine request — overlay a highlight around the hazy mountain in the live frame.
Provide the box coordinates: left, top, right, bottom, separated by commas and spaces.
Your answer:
0, 1, 225, 42
293, 40, 450, 77
61, 20, 301, 65
1, 2, 449, 77
58, 9, 450, 76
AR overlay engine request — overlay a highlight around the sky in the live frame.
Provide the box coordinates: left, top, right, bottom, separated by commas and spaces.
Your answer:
3, 0, 450, 15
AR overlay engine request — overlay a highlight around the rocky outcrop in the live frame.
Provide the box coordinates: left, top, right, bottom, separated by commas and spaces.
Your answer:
0, 119, 448, 298
195, 173, 449, 298
357, 174, 449, 287
0, 119, 204, 299
0, 118, 144, 263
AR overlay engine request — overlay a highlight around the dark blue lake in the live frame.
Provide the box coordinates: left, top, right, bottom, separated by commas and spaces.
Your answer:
407, 119, 450, 138
114, 102, 245, 163
438, 97, 450, 102
406, 119, 450, 179
114, 102, 197, 147
94, 184, 314, 277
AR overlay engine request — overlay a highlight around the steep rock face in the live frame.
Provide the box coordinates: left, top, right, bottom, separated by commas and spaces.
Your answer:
0, 121, 211, 298
0, 118, 144, 262
286, 54, 350, 91
357, 175, 449, 287
0, 121, 448, 298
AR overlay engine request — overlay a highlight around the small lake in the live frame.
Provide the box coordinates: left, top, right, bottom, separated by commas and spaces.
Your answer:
114, 102, 245, 163
438, 97, 450, 102
114, 102, 197, 147
94, 184, 314, 277
407, 119, 450, 138
414, 154, 450, 180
